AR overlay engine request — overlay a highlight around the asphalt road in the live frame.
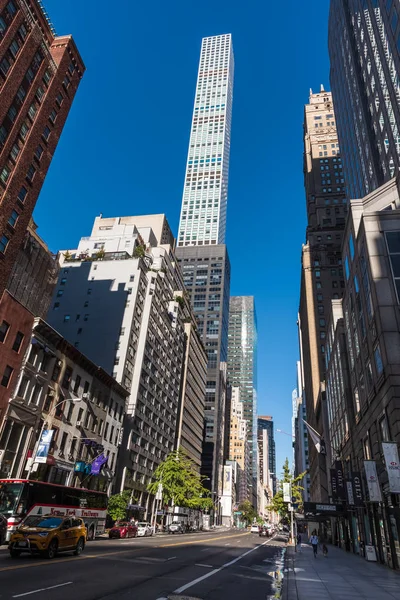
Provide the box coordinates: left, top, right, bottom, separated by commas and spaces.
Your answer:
0, 530, 287, 600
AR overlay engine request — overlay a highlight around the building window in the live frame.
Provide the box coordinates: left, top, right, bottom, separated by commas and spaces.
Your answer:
374, 344, 383, 376
26, 165, 36, 182
61, 366, 73, 390
35, 144, 43, 160
1, 365, 13, 388
56, 92, 64, 106
18, 186, 28, 203
0, 234, 10, 253
0, 167, 10, 184
42, 126, 51, 141
49, 109, 57, 123
0, 321, 10, 343
12, 331, 24, 352
8, 210, 19, 227
64, 314, 70, 322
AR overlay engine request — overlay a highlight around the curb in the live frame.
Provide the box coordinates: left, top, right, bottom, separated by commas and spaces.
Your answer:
282, 545, 297, 600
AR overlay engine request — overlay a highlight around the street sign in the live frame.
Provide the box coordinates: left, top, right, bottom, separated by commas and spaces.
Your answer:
304, 502, 344, 516
234, 511, 242, 515
155, 484, 163, 501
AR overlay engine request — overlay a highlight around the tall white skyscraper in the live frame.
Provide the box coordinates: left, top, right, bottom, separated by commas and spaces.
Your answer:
177, 34, 234, 247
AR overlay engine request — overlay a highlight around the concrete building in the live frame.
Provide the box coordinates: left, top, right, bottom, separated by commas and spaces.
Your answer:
175, 34, 234, 496
47, 215, 207, 514
176, 244, 230, 492
228, 387, 248, 503
177, 34, 234, 248
6, 219, 58, 318
323, 175, 400, 568
174, 299, 208, 473
298, 88, 347, 501
257, 424, 273, 518
329, 0, 400, 199
257, 416, 276, 496
0, 292, 127, 498
227, 296, 257, 503
0, 0, 84, 295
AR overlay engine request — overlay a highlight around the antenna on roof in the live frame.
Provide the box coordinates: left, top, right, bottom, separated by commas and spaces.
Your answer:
320, 84, 325, 92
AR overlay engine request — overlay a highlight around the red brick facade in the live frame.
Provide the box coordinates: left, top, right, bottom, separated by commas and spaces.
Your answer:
0, 0, 84, 294
0, 290, 34, 422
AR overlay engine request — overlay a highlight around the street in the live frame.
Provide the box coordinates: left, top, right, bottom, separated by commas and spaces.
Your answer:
0, 531, 286, 600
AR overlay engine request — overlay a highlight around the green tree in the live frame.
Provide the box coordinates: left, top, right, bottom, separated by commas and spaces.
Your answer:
237, 499, 257, 524
107, 490, 132, 522
147, 449, 213, 511
133, 244, 146, 258
267, 458, 306, 522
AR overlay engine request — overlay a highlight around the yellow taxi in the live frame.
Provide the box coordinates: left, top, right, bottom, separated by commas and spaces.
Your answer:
9, 514, 86, 559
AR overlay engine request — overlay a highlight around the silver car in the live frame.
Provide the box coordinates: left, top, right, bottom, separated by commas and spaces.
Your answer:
137, 522, 153, 537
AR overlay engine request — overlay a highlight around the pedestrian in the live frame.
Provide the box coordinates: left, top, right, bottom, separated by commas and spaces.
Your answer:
309, 531, 319, 558
297, 532, 302, 553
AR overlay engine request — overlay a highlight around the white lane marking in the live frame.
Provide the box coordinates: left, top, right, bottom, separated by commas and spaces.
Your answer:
224, 543, 230, 546
174, 541, 269, 594
200, 548, 211, 552
167, 556, 176, 561
195, 563, 214, 568
13, 582, 73, 598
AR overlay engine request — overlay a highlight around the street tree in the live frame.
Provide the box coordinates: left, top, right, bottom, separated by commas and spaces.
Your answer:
147, 449, 213, 511
267, 458, 306, 522
237, 499, 257, 524
107, 490, 132, 522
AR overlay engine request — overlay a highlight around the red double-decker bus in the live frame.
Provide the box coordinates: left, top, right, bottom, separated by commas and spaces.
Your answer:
0, 479, 108, 542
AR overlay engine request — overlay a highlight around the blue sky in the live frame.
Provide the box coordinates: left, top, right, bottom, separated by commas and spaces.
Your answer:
36, 0, 331, 475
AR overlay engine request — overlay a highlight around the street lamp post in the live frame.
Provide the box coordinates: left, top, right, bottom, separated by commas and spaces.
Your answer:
26, 397, 83, 478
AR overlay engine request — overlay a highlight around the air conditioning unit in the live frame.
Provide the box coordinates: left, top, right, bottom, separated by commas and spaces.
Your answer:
76, 421, 82, 427
68, 454, 74, 461
59, 452, 65, 458
82, 392, 90, 399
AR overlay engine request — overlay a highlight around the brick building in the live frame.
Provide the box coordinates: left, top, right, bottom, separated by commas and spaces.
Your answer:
0, 0, 84, 294
0, 290, 34, 423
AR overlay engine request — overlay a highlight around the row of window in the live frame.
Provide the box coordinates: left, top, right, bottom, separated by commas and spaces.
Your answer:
0, 1, 17, 40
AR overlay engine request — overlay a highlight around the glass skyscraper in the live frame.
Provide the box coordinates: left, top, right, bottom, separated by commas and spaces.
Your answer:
227, 297, 257, 498
176, 35, 234, 494
329, 0, 400, 199
177, 34, 234, 246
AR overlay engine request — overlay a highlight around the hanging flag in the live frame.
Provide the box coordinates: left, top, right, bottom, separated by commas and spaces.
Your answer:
335, 461, 346, 500
351, 472, 364, 506
283, 482, 291, 503
364, 461, 382, 502
382, 442, 400, 493
302, 420, 326, 454
330, 468, 338, 499
346, 481, 355, 505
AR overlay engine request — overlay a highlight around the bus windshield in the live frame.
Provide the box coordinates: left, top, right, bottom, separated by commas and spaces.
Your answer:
0, 482, 23, 517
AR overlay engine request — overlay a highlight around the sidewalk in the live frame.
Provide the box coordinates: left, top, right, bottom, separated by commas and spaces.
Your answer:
284, 543, 400, 600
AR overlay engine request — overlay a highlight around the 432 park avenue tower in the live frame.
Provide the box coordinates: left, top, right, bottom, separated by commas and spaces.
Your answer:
176, 34, 234, 493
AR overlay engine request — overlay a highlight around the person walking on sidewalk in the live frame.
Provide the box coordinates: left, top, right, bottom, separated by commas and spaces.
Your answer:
297, 532, 302, 553
309, 531, 319, 558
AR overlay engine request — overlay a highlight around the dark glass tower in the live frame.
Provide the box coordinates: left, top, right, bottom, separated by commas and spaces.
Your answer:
329, 0, 400, 199
227, 296, 257, 501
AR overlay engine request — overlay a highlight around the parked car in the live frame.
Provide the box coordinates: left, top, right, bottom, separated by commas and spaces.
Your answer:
0, 514, 7, 545
168, 521, 185, 534
109, 521, 138, 539
250, 524, 259, 534
137, 522, 153, 537
8, 515, 86, 559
